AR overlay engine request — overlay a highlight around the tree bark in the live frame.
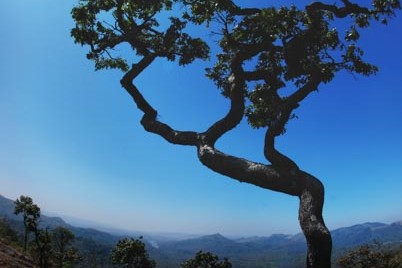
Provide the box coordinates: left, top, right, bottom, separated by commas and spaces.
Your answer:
298, 172, 332, 267
23, 215, 28, 252
197, 145, 332, 267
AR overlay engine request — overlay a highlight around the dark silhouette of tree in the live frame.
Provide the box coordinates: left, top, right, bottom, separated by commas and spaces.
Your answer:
180, 251, 232, 268
30, 228, 53, 268
14, 196, 52, 268
13, 196, 82, 268
51, 226, 82, 268
110, 237, 156, 268
71, 1, 400, 267
86, 250, 101, 268
14, 195, 40, 252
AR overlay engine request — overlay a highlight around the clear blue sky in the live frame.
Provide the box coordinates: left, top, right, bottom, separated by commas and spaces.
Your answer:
0, 0, 401, 236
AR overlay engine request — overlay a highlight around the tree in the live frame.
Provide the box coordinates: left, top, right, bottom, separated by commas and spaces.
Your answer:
14, 195, 41, 252
30, 228, 53, 268
51, 226, 82, 268
86, 250, 101, 268
71, 1, 400, 267
14, 196, 52, 268
180, 251, 232, 268
110, 237, 156, 268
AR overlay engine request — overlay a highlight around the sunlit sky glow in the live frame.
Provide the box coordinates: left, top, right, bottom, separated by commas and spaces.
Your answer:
0, 1, 401, 236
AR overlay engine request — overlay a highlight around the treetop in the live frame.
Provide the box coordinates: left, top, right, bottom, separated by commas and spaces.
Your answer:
71, 0, 400, 133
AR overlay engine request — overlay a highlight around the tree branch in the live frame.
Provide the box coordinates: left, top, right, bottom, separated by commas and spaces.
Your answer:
244, 69, 281, 84
263, 75, 321, 172
202, 56, 246, 145
120, 56, 200, 146
121, 56, 158, 118
140, 115, 200, 146
230, 7, 261, 16
307, 1, 370, 18
197, 144, 300, 196
286, 73, 321, 107
264, 128, 300, 173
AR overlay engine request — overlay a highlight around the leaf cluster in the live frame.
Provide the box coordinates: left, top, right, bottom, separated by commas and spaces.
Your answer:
14, 195, 41, 233
180, 251, 232, 268
203, 1, 400, 130
71, 0, 400, 133
111, 237, 156, 268
14, 196, 82, 268
71, 0, 209, 71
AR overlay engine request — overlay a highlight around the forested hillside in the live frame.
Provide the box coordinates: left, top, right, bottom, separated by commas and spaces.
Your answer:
1, 194, 401, 267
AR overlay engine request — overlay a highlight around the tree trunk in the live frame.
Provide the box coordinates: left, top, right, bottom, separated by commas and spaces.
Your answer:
21, 214, 28, 252
298, 172, 332, 267
196, 145, 332, 267
23, 225, 28, 252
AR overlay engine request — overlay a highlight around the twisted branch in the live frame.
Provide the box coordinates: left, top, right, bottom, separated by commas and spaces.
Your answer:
307, 1, 370, 18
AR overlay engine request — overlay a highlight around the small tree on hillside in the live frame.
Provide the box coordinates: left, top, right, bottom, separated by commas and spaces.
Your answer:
71, 1, 401, 267
180, 251, 232, 268
51, 226, 82, 268
14, 195, 40, 252
14, 196, 52, 268
111, 237, 156, 268
30, 228, 53, 268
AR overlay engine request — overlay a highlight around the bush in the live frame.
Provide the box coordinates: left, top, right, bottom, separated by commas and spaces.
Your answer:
180, 251, 232, 268
337, 242, 402, 268
111, 237, 155, 268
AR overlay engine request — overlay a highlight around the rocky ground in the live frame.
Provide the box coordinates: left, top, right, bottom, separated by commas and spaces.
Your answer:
0, 239, 36, 268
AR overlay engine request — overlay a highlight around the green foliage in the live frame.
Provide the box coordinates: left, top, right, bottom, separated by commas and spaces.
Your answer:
181, 0, 236, 25
14, 196, 41, 229
203, 2, 395, 129
70, 236, 114, 268
12, 196, 82, 268
337, 242, 402, 268
14, 195, 41, 252
180, 251, 232, 268
111, 237, 155, 268
72, 0, 400, 136
245, 84, 287, 130
29, 228, 53, 268
52, 226, 82, 268
71, 0, 209, 71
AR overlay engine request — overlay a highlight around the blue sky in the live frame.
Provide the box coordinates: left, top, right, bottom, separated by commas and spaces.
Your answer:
0, 0, 401, 236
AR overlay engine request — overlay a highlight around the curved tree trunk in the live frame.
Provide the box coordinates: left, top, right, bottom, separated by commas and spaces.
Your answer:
298, 172, 332, 267
196, 145, 332, 267
121, 55, 333, 268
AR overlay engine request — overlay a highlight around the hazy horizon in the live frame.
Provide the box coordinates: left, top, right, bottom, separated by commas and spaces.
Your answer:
2, 192, 400, 239
1, 1, 401, 238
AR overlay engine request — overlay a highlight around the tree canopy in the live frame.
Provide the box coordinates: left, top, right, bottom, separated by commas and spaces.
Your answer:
111, 237, 156, 268
180, 251, 232, 268
14, 195, 41, 252
71, 0, 400, 135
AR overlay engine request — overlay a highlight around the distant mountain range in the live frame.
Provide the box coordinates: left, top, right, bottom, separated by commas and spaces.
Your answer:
1, 194, 401, 268
0, 194, 122, 244
153, 222, 402, 268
